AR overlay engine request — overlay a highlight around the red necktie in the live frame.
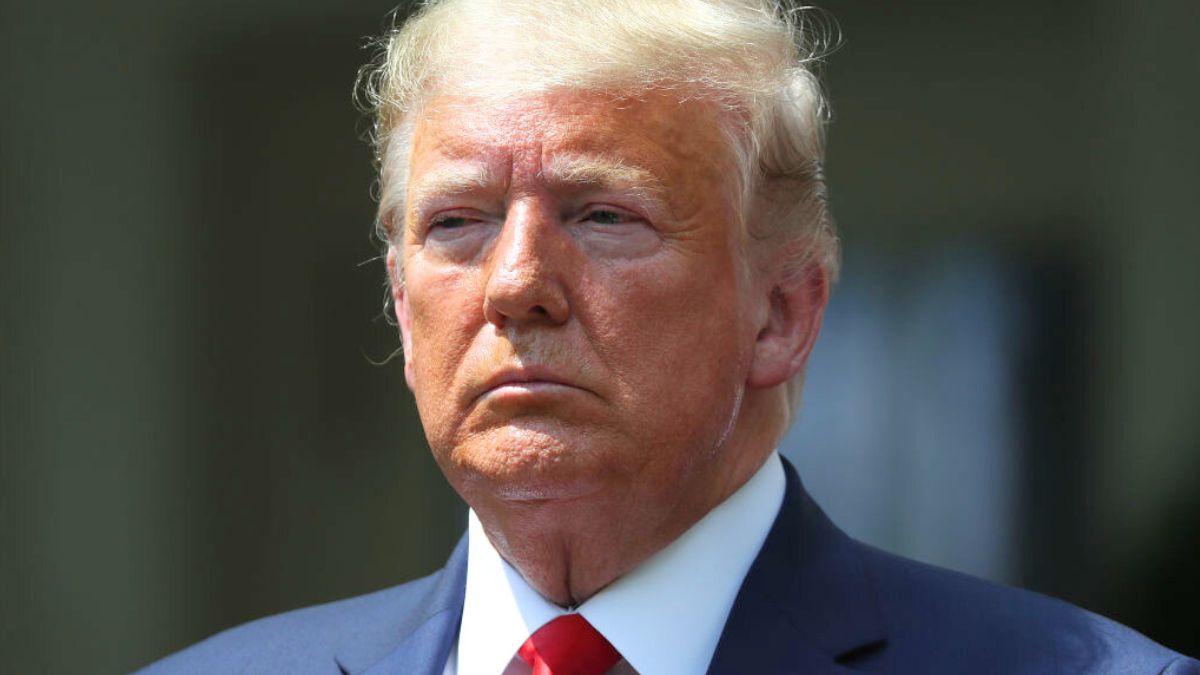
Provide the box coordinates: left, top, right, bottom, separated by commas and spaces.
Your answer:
517, 614, 622, 675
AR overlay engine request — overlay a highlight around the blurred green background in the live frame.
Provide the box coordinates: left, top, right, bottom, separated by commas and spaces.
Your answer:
1, 0, 1197, 672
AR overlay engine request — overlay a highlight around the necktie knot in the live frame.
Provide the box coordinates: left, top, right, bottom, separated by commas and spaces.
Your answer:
518, 614, 621, 675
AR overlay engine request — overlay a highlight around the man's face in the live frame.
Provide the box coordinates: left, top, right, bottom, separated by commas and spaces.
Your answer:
391, 90, 769, 507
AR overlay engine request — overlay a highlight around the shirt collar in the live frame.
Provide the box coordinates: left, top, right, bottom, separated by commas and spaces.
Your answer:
455, 452, 785, 675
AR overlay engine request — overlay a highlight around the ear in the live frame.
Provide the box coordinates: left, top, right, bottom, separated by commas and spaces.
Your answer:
748, 259, 829, 390
387, 246, 417, 391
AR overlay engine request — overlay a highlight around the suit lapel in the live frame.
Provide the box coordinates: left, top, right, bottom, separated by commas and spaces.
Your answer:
707, 458, 887, 674
354, 607, 461, 675
335, 536, 468, 675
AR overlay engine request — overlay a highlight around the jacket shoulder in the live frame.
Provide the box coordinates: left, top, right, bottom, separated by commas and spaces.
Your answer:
854, 542, 1198, 674
135, 570, 445, 675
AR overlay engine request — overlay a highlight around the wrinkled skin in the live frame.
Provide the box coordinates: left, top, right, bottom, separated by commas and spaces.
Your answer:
388, 90, 827, 605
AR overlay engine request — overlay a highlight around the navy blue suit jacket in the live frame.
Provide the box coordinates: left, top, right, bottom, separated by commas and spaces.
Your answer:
139, 459, 1197, 674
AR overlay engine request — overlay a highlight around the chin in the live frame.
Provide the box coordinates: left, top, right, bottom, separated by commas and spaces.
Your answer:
441, 423, 617, 504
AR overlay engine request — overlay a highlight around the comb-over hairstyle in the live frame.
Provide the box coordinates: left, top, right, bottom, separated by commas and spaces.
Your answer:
357, 0, 841, 411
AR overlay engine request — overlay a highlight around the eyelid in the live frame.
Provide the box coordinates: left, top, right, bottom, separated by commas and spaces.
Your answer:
426, 207, 488, 229
430, 212, 471, 225
580, 202, 647, 222
605, 189, 671, 223
413, 189, 495, 225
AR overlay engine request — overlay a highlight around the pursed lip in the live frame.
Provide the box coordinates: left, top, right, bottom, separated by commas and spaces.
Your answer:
473, 366, 591, 403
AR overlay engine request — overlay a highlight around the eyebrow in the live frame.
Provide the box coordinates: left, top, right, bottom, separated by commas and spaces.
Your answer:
407, 162, 501, 214
541, 154, 665, 197
405, 154, 669, 221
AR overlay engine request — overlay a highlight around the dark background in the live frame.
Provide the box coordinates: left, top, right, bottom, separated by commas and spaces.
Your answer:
2, 1, 1197, 672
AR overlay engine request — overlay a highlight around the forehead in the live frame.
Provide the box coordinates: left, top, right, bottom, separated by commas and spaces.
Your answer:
406, 90, 733, 192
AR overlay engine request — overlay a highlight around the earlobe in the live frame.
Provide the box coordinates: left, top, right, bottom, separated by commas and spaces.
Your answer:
747, 261, 829, 390
387, 247, 417, 391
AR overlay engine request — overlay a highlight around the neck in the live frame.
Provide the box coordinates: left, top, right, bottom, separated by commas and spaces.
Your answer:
469, 388, 787, 606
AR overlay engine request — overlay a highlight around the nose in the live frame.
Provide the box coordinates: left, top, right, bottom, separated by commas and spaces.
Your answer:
482, 201, 570, 328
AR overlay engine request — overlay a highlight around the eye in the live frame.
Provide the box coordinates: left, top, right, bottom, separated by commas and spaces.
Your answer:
425, 212, 490, 239
573, 204, 660, 259
430, 214, 471, 230
582, 207, 638, 225
423, 211, 494, 253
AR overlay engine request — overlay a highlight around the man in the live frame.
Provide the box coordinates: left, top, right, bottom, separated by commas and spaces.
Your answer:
140, 1, 1197, 673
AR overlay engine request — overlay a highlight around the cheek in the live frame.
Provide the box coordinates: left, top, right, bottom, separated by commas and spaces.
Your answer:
406, 269, 483, 403
591, 255, 750, 408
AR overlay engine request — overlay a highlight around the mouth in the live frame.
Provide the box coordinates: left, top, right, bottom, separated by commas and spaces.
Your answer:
473, 367, 592, 404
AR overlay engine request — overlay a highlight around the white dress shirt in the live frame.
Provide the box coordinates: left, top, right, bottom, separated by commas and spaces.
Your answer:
442, 452, 785, 675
